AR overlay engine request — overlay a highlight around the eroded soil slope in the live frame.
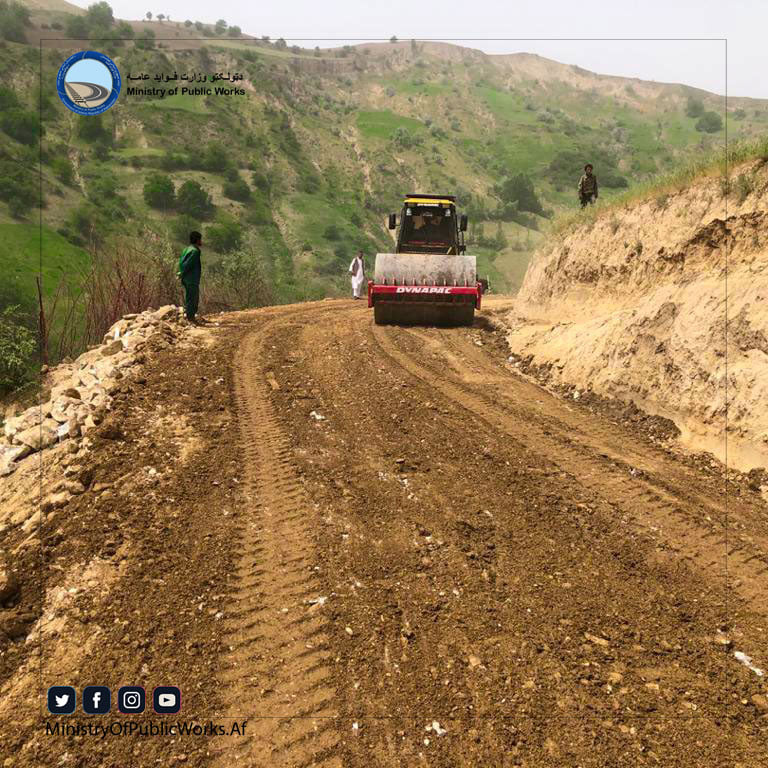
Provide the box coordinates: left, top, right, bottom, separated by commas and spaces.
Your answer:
505, 160, 768, 471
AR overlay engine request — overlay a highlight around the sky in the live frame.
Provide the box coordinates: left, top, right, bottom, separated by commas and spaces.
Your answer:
73, 0, 767, 98
65, 58, 113, 88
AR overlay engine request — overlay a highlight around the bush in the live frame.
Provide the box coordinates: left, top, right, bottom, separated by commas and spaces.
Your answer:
0, 0, 30, 43
135, 27, 155, 49
143, 172, 175, 208
51, 155, 73, 185
77, 114, 109, 142
0, 306, 36, 394
0, 85, 19, 111
685, 96, 705, 118
207, 215, 242, 252
323, 224, 340, 240
222, 178, 251, 201
696, 111, 723, 133
64, 14, 89, 38
176, 180, 213, 219
201, 142, 230, 172
0, 159, 37, 212
1, 108, 40, 146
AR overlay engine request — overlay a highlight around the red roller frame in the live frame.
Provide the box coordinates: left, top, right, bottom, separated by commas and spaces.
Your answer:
367, 281, 483, 308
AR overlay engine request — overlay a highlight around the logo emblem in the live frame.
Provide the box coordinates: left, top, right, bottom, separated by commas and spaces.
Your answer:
82, 685, 111, 714
56, 51, 121, 115
47, 686, 76, 714
118, 686, 146, 714
153, 686, 181, 714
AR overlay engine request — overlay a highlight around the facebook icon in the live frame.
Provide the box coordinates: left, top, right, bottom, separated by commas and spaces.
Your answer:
82, 686, 111, 714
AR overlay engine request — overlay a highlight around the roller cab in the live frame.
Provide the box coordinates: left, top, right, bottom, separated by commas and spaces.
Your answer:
369, 194, 483, 326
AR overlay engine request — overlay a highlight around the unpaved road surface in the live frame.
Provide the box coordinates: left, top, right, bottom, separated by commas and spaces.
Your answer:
3, 298, 768, 767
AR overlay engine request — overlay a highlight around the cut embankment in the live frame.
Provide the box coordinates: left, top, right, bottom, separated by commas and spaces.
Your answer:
501, 160, 768, 471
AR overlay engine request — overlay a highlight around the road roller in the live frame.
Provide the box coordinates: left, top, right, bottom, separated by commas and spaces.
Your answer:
368, 194, 483, 326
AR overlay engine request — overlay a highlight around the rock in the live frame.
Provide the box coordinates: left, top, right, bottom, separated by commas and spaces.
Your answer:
97, 420, 124, 441
0, 444, 32, 476
468, 654, 482, 668
61, 387, 81, 400
66, 416, 81, 439
0, 556, 19, 603
0, 612, 35, 640
62, 480, 85, 495
15, 422, 58, 451
41, 492, 70, 513
50, 396, 81, 423
585, 632, 610, 647
3, 408, 41, 440
751, 694, 768, 712
154, 305, 178, 321
101, 339, 124, 357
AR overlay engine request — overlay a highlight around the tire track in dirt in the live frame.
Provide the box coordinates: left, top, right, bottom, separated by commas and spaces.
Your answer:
214, 307, 342, 768
371, 323, 768, 614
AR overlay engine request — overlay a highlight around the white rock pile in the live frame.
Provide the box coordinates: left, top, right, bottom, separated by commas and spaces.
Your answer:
0, 305, 185, 477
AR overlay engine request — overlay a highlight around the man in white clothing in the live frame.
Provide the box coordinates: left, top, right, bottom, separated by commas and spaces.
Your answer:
348, 250, 366, 299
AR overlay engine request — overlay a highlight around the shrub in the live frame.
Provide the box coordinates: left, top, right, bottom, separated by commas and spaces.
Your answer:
0, 0, 30, 43
323, 224, 340, 240
0, 306, 36, 394
685, 96, 705, 118
222, 177, 251, 201
64, 14, 89, 37
1, 108, 40, 145
696, 111, 723, 133
176, 180, 213, 219
143, 172, 175, 208
51, 155, 73, 185
77, 114, 109, 142
207, 215, 242, 252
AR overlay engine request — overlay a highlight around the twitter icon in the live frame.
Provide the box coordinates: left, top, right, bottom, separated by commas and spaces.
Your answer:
47, 686, 76, 715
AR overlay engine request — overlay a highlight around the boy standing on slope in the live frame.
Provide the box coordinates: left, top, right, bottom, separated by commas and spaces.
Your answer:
179, 231, 203, 324
578, 164, 598, 207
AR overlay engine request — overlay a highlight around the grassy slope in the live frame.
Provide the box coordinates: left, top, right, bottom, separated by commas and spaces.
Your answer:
2, 29, 767, 304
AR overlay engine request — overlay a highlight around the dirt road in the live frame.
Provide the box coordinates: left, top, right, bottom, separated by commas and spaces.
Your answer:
3, 298, 767, 767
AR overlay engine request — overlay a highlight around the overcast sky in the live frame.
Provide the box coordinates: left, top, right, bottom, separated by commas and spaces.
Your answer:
74, 0, 767, 98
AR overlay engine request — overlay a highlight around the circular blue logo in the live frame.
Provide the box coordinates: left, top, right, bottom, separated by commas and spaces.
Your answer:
56, 50, 121, 116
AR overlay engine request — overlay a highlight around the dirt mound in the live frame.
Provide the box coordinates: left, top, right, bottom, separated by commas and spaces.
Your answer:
503, 159, 768, 472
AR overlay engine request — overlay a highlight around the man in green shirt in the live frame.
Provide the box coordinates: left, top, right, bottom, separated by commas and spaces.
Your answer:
179, 231, 202, 324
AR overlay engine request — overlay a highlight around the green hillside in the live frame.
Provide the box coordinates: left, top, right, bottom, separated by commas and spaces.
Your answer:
2, 1, 767, 341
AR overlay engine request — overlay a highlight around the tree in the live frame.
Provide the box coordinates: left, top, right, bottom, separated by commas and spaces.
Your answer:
214, 18, 227, 34
85, 1, 114, 28
177, 180, 213, 219
389, 35, 398, 43
184, 19, 192, 26
0, 0, 31, 43
495, 173, 544, 216
696, 110, 723, 133
275, 37, 286, 49
685, 96, 705, 118
143, 172, 175, 208
64, 14, 89, 37
227, 25, 241, 37
157, 12, 165, 22
145, 10, 152, 19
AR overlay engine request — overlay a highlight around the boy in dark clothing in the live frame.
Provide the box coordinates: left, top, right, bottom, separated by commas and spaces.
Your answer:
179, 231, 202, 323
578, 164, 598, 207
